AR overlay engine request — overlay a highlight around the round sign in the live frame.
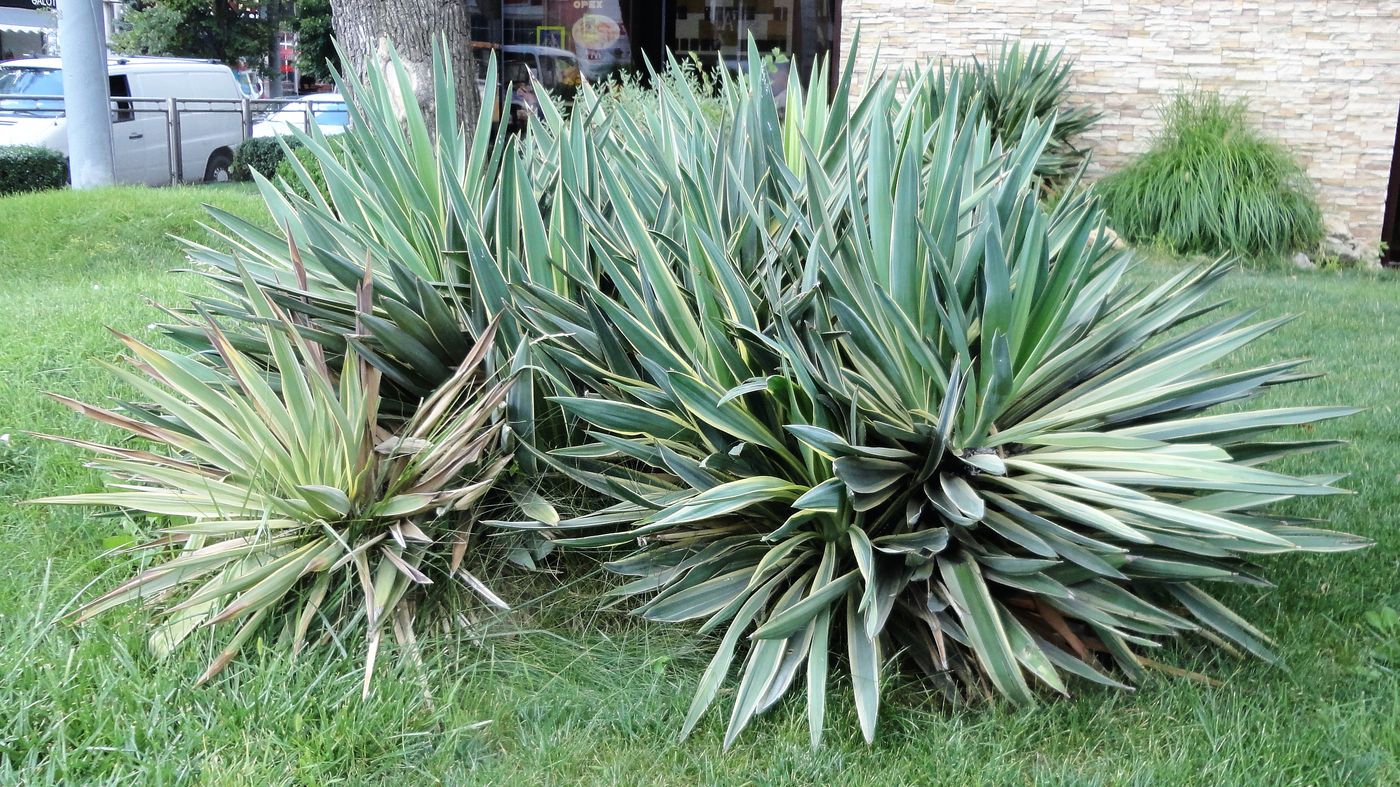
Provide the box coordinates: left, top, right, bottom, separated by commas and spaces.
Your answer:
572, 13, 621, 50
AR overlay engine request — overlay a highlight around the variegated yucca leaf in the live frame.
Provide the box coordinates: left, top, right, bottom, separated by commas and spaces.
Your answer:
507, 40, 1366, 747
169, 39, 534, 424
34, 270, 515, 695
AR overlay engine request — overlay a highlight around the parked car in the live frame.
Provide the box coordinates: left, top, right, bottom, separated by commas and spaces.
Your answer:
469, 45, 583, 134
0, 55, 244, 184
251, 93, 348, 138
472, 43, 583, 95
502, 45, 582, 92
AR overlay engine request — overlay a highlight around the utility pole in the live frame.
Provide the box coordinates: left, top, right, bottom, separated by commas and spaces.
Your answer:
57, 0, 114, 188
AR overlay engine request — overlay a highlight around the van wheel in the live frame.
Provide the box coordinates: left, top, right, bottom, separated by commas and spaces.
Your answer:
204, 149, 234, 183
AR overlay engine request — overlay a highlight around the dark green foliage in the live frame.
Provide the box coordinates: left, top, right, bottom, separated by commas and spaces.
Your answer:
0, 145, 67, 196
231, 137, 293, 182
293, 0, 339, 83
273, 139, 335, 200
111, 0, 271, 66
1097, 90, 1324, 258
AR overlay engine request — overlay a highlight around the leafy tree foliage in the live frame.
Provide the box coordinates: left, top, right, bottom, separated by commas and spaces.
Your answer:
292, 0, 337, 82
112, 0, 271, 66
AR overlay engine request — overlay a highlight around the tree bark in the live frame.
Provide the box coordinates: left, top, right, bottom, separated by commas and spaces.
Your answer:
267, 0, 285, 99
329, 0, 480, 132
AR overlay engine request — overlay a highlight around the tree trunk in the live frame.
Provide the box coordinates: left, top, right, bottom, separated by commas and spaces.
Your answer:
329, 0, 480, 132
267, 0, 285, 99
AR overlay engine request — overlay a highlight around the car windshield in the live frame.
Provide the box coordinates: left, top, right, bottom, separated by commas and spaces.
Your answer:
0, 67, 65, 116
311, 102, 347, 127
268, 100, 346, 128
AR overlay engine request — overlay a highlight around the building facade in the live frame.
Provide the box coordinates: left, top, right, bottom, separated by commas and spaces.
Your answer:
465, 2, 1400, 256
468, 1, 837, 82
839, 0, 1400, 254
0, 0, 54, 59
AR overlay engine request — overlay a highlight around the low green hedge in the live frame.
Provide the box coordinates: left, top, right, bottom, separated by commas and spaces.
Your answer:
232, 137, 297, 182
0, 145, 68, 196
274, 139, 342, 201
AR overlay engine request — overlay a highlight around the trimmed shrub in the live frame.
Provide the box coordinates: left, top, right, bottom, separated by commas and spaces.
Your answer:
231, 136, 293, 182
274, 139, 335, 201
0, 145, 67, 196
1097, 89, 1323, 258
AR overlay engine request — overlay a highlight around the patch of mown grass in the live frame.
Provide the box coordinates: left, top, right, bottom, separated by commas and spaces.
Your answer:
0, 187, 1397, 784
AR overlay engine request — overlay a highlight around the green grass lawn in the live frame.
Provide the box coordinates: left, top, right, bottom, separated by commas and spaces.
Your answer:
1, 185, 1398, 785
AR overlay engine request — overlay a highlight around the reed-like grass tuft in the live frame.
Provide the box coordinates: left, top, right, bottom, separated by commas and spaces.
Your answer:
1097, 89, 1323, 258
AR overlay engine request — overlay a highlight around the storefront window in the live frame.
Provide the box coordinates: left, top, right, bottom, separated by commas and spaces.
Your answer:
0, 0, 56, 60
469, 1, 837, 92
673, 1, 834, 88
492, 1, 635, 82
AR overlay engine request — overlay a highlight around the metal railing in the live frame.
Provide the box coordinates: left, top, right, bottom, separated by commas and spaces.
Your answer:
0, 94, 331, 185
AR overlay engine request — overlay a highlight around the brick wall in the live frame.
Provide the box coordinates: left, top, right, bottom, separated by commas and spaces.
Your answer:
839, 1, 1400, 247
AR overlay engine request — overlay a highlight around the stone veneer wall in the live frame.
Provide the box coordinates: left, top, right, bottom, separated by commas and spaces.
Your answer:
839, 1, 1400, 247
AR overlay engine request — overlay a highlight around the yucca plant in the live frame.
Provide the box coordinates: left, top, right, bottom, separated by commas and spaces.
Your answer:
509, 44, 1365, 747
171, 41, 530, 422
916, 40, 1100, 181
35, 272, 514, 693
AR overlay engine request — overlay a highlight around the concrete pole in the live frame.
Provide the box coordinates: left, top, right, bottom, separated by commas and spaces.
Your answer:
57, 0, 114, 188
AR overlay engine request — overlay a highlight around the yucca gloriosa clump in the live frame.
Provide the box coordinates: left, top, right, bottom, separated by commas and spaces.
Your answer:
917, 41, 1100, 182
36, 273, 514, 691
39, 34, 1363, 745
174, 45, 532, 422
509, 43, 1365, 745
36, 44, 542, 690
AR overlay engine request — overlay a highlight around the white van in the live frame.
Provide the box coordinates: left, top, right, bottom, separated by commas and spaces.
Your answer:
502, 45, 583, 91
0, 55, 244, 185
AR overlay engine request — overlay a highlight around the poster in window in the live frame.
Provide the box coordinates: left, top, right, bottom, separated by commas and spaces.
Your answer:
536, 25, 565, 49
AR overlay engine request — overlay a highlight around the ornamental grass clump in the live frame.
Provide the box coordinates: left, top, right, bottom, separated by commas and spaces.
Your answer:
1097, 89, 1323, 258
507, 43, 1365, 746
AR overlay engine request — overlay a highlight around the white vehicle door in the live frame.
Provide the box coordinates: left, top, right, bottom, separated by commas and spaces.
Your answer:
130, 69, 241, 183
108, 74, 168, 186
